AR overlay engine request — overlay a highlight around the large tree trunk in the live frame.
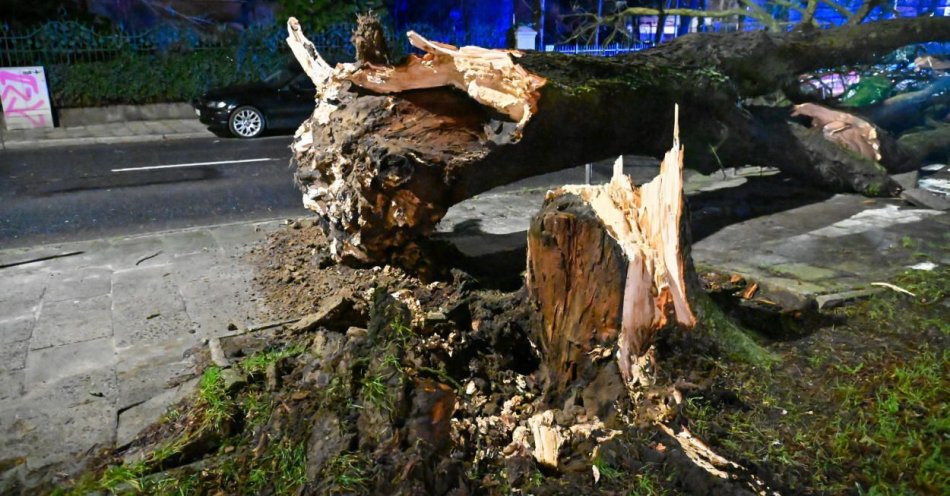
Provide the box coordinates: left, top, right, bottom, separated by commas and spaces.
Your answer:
287, 16, 950, 271
527, 109, 695, 401
522, 112, 776, 490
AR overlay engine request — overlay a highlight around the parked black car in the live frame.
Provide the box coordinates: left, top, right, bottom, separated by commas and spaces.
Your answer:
192, 66, 315, 138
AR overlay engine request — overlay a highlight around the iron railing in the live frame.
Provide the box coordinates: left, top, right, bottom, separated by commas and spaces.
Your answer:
0, 21, 377, 68
549, 41, 652, 56
0, 20, 505, 69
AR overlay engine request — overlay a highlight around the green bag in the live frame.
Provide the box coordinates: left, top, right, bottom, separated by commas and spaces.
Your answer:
840, 76, 892, 107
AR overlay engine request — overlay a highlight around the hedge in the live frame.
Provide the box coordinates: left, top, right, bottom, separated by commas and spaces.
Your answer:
45, 49, 286, 108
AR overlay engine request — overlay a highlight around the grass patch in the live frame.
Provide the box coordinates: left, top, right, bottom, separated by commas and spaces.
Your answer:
246, 439, 308, 495
242, 391, 274, 428
197, 366, 233, 431
592, 457, 623, 481
98, 463, 147, 493
818, 347, 948, 493
317, 376, 350, 407
360, 373, 391, 412
628, 468, 669, 496
683, 266, 949, 493
240, 343, 306, 375
324, 452, 370, 494
389, 315, 415, 345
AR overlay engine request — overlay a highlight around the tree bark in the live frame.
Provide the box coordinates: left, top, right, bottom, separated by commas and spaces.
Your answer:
898, 123, 950, 164
860, 77, 950, 134
287, 16, 950, 270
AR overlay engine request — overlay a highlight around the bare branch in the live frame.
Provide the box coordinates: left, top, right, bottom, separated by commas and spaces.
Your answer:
801, 0, 819, 27
286, 17, 333, 87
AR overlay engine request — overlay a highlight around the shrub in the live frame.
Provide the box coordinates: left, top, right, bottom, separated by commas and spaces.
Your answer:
46, 49, 286, 107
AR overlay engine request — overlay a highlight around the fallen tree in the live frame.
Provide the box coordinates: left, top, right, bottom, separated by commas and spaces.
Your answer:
287, 14, 950, 271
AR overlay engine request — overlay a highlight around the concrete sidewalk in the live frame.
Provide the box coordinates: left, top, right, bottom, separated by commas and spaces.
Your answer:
437, 161, 950, 310
0, 220, 282, 489
0, 118, 214, 151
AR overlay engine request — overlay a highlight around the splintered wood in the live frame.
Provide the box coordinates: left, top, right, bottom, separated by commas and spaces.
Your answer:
527, 106, 695, 393
792, 103, 882, 162
286, 16, 545, 130
348, 32, 545, 128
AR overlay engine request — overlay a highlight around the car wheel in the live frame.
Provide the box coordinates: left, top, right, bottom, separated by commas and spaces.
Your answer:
229, 106, 265, 138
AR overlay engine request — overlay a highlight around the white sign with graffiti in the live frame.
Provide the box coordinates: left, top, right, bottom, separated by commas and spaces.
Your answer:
1, 66, 54, 130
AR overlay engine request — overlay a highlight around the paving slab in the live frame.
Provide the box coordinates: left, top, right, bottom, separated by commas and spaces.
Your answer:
24, 337, 116, 389
22, 366, 118, 409
99, 236, 169, 271
0, 220, 289, 489
116, 377, 197, 448
112, 265, 194, 347
172, 255, 263, 337
44, 267, 112, 302
115, 334, 198, 409
30, 294, 113, 350
56, 239, 113, 270
125, 122, 150, 134
694, 199, 948, 307
438, 166, 949, 311
0, 339, 30, 374
0, 370, 24, 402
0, 271, 48, 321
0, 246, 70, 269
816, 288, 881, 311
209, 221, 273, 257
8, 401, 118, 470
0, 316, 34, 346
768, 262, 842, 282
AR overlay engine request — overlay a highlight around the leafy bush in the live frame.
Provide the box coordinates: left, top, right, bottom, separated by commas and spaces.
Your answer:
47, 49, 286, 107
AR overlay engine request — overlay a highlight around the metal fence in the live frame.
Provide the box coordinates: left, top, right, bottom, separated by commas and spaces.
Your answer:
549, 41, 652, 56
0, 21, 398, 69
0, 20, 495, 70
2, 22, 225, 67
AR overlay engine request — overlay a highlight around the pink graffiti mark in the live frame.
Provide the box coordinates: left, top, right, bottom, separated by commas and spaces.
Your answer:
0, 71, 39, 91
0, 70, 48, 128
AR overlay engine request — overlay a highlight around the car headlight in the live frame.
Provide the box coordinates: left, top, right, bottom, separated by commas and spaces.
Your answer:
212, 101, 228, 109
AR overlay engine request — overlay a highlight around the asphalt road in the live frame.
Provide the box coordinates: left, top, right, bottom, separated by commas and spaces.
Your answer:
0, 135, 308, 249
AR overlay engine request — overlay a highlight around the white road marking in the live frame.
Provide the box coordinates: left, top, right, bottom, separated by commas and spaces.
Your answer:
111, 157, 277, 172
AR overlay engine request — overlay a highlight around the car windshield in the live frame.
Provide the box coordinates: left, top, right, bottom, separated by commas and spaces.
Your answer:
262, 67, 299, 87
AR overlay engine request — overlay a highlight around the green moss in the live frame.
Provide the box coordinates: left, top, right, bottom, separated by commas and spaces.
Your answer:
696, 294, 779, 367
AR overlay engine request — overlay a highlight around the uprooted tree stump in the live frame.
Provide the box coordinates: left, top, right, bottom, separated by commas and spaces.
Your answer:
521, 112, 777, 492
285, 15, 950, 272
527, 109, 695, 401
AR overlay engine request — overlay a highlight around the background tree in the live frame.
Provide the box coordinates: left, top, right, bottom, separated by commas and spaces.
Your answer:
276, 0, 386, 30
